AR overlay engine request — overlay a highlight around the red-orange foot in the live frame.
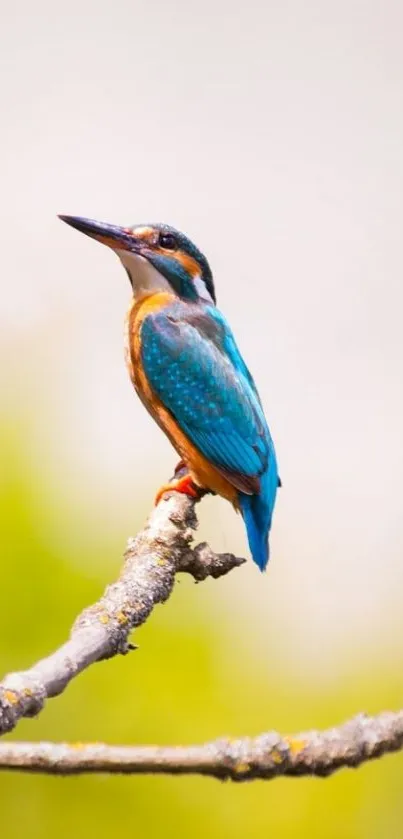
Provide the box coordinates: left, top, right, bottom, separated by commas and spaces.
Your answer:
155, 473, 202, 505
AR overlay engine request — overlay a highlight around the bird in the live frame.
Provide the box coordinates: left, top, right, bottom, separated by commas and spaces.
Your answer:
59, 215, 280, 570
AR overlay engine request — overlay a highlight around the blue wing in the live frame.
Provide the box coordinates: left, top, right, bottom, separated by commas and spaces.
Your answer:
141, 300, 279, 570
140, 301, 271, 488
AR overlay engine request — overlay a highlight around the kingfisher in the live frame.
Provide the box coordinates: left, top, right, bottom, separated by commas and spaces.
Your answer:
59, 215, 280, 570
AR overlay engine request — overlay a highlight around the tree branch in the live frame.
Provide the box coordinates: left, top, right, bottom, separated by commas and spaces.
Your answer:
2, 495, 400, 783
0, 493, 245, 737
0, 711, 402, 778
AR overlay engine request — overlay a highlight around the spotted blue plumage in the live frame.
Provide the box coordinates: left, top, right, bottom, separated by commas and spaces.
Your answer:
141, 300, 279, 570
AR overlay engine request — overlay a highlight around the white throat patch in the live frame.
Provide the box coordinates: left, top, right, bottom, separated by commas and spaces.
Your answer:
116, 249, 172, 296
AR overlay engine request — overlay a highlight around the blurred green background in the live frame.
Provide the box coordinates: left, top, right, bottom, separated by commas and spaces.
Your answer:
2, 0, 403, 836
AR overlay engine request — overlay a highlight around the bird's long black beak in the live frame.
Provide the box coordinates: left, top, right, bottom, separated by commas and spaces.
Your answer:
58, 215, 135, 251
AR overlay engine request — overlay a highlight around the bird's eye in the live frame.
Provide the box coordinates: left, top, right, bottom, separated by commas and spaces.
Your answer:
159, 232, 177, 250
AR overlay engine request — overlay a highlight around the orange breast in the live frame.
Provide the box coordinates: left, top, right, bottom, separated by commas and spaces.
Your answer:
124, 293, 238, 506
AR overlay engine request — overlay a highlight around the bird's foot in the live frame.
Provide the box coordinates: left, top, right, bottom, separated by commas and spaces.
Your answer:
155, 473, 203, 505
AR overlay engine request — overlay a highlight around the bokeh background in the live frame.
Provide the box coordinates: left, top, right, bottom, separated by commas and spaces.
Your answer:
1, 1, 403, 836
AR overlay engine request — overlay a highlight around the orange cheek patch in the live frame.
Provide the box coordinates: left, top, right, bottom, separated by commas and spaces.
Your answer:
175, 251, 200, 278
152, 247, 200, 278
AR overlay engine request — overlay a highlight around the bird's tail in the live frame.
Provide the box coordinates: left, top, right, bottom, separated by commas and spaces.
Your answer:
238, 454, 279, 571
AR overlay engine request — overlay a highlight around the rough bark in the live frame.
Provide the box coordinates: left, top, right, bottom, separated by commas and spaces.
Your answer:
0, 493, 244, 736
1, 711, 402, 779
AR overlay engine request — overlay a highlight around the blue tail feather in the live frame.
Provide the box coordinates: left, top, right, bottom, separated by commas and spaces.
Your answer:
238, 456, 279, 571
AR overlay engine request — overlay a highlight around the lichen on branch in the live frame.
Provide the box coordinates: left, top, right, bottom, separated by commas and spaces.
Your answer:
1, 711, 402, 779
0, 493, 244, 736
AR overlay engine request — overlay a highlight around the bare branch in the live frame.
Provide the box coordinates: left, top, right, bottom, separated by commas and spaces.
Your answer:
0, 493, 245, 737
3, 492, 399, 783
0, 711, 402, 779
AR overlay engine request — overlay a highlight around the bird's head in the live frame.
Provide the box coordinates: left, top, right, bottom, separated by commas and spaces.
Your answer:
59, 216, 216, 304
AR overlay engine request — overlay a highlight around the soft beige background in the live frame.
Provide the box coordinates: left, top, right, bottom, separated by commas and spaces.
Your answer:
1, 2, 403, 836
